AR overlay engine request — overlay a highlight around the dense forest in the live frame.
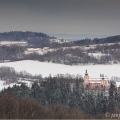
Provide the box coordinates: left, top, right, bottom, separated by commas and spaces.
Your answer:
0, 76, 119, 119
0, 31, 52, 41
0, 31, 56, 47
0, 93, 105, 119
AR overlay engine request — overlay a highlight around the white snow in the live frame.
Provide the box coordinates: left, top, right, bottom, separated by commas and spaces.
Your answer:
50, 39, 69, 44
0, 80, 6, 90
17, 79, 32, 87
88, 52, 108, 57
25, 47, 55, 55
0, 41, 27, 46
0, 79, 32, 91
0, 60, 119, 79
0, 80, 20, 91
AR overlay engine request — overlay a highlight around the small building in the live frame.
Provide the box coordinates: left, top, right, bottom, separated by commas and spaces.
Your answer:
84, 70, 109, 89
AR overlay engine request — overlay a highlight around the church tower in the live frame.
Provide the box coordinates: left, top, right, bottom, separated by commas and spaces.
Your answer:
84, 69, 89, 88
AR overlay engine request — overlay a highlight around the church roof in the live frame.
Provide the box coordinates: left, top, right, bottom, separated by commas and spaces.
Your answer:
89, 77, 108, 81
89, 81, 101, 83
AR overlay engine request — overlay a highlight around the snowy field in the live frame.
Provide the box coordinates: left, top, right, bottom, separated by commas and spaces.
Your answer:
0, 60, 119, 79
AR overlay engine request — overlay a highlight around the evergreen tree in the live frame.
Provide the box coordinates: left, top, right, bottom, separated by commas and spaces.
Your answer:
109, 83, 116, 111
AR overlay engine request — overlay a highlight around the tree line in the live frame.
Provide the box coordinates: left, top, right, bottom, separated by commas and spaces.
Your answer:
0, 43, 120, 65
25, 44, 120, 65
0, 31, 52, 41
0, 66, 42, 85
73, 35, 120, 46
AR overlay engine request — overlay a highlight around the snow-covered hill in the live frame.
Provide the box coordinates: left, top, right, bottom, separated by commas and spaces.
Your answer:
0, 60, 119, 79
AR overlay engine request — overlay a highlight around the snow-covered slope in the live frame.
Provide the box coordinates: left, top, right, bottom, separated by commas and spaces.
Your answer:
0, 60, 119, 79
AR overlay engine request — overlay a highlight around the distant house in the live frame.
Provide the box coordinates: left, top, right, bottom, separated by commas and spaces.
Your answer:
84, 70, 109, 89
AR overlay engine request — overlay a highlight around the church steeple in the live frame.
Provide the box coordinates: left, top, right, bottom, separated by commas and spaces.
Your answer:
84, 69, 89, 88
85, 69, 88, 76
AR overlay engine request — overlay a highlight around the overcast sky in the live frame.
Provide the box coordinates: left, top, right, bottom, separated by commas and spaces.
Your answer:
0, 0, 120, 35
